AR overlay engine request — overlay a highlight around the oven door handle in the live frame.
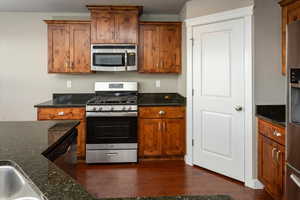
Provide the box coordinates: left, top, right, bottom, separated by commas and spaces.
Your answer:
86, 112, 138, 117
291, 174, 300, 188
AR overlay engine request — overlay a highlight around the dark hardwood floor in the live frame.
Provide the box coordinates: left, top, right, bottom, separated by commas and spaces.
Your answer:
75, 160, 273, 200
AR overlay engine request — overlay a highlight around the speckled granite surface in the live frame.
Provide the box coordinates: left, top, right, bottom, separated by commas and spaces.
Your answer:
0, 121, 231, 200
138, 93, 186, 106
34, 93, 186, 108
256, 105, 286, 127
0, 121, 96, 200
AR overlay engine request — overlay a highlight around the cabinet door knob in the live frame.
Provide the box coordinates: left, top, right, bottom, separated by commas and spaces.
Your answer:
58, 112, 65, 116
273, 130, 282, 137
159, 110, 165, 115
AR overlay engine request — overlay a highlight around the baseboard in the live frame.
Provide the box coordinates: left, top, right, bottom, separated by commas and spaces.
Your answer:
245, 179, 264, 189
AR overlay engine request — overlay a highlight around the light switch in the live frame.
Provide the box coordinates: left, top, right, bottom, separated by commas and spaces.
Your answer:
155, 80, 161, 88
67, 80, 72, 88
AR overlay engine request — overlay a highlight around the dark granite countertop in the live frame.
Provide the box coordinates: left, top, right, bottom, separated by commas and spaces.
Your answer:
34, 93, 186, 108
0, 121, 96, 200
34, 93, 94, 108
0, 121, 232, 200
138, 93, 186, 106
256, 105, 286, 127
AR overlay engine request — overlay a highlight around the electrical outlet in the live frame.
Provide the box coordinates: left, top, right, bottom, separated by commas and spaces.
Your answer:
155, 80, 161, 88
67, 80, 72, 88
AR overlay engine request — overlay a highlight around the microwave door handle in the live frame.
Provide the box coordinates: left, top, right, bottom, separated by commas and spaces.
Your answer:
125, 50, 128, 71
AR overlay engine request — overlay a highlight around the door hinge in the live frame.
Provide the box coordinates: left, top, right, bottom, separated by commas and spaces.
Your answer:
192, 139, 194, 146
190, 38, 194, 45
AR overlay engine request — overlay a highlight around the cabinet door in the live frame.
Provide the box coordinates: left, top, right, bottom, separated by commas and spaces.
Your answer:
258, 134, 279, 197
159, 24, 181, 73
91, 11, 115, 43
115, 12, 138, 44
275, 144, 285, 198
48, 24, 70, 73
139, 119, 162, 157
163, 119, 185, 156
69, 24, 91, 73
139, 25, 160, 72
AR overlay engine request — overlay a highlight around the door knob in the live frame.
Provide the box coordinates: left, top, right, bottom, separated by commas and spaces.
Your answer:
234, 106, 243, 111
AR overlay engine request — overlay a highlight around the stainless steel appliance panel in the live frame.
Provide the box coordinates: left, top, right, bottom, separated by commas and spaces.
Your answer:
86, 143, 138, 150
286, 164, 300, 200
287, 123, 300, 170
86, 149, 138, 163
288, 21, 300, 68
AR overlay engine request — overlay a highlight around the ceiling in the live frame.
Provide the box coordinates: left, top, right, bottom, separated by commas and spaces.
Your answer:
0, 0, 189, 14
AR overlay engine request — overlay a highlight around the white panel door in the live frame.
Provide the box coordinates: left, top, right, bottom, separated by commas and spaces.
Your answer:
192, 18, 245, 181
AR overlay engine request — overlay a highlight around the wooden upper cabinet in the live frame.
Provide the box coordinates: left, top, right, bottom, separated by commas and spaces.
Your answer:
114, 12, 139, 43
139, 22, 182, 73
90, 11, 115, 43
139, 25, 160, 72
45, 20, 91, 73
159, 25, 181, 73
279, 0, 300, 75
69, 24, 91, 73
87, 6, 141, 44
47, 24, 70, 73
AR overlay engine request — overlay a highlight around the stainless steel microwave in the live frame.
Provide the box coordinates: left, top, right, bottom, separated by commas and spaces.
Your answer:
91, 44, 137, 72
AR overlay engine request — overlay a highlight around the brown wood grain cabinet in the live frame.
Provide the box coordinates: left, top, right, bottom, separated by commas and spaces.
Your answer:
45, 20, 91, 73
258, 118, 285, 200
139, 22, 182, 73
87, 6, 141, 44
37, 107, 87, 159
139, 106, 185, 159
279, 0, 300, 75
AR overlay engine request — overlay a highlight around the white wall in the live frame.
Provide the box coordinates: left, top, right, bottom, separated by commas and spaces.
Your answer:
0, 12, 179, 121
254, 0, 286, 104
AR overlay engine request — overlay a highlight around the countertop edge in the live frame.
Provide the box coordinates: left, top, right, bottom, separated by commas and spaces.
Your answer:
256, 115, 286, 128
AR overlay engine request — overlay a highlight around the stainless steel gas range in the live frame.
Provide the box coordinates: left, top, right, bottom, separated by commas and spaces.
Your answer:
85, 82, 138, 164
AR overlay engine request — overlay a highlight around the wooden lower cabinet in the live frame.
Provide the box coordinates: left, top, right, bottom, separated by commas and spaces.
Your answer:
138, 107, 185, 159
139, 119, 162, 157
37, 107, 86, 159
258, 118, 285, 200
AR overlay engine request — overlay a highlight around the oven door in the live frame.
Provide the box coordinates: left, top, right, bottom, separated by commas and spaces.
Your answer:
86, 112, 137, 145
92, 53, 126, 71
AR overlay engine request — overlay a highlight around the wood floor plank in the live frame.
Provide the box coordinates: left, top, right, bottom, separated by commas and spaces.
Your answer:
74, 160, 273, 200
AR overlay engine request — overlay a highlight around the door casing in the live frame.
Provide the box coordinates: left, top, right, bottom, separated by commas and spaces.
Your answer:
185, 6, 262, 189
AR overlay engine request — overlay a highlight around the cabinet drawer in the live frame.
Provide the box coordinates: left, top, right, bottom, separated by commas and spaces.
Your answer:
139, 106, 185, 119
38, 108, 85, 120
258, 119, 286, 146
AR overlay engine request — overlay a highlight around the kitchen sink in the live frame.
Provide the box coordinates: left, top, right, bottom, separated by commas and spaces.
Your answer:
0, 161, 46, 200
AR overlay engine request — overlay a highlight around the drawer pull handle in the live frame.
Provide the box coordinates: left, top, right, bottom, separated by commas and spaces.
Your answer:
57, 112, 65, 116
106, 153, 118, 156
159, 110, 165, 115
276, 151, 281, 163
273, 130, 282, 137
272, 148, 277, 161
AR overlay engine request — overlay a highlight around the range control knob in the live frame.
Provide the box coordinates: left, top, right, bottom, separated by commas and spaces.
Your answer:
128, 107, 132, 111
93, 107, 97, 111
111, 107, 114, 111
